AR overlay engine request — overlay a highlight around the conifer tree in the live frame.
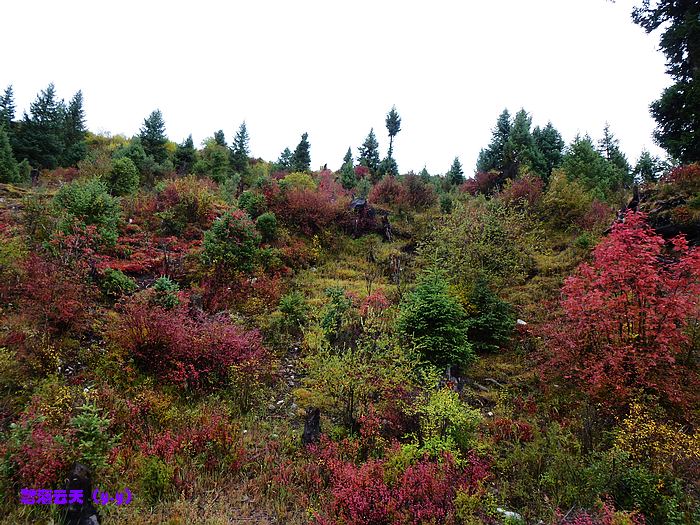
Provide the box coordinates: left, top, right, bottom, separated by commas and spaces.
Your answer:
446, 157, 464, 186
0, 125, 19, 183
502, 109, 538, 181
230, 122, 250, 173
340, 147, 356, 190
291, 132, 311, 172
275, 148, 293, 171
358, 128, 380, 177
633, 150, 665, 184
174, 135, 196, 174
214, 130, 227, 147
0, 85, 15, 131
385, 106, 401, 156
476, 108, 511, 173
13, 83, 64, 169
419, 166, 430, 182
598, 123, 632, 187
139, 109, 168, 164
532, 122, 564, 182
60, 90, 87, 167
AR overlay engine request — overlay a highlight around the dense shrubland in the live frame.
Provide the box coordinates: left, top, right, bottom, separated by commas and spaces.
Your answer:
1, 3, 699, 521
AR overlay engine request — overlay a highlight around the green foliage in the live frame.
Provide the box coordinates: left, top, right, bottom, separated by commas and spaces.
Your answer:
532, 122, 564, 182
562, 134, 621, 198
340, 147, 356, 190
256, 211, 278, 242
138, 456, 173, 504
230, 121, 250, 174
202, 209, 261, 272
291, 132, 311, 172
465, 277, 515, 353
53, 177, 121, 246
280, 171, 317, 191
60, 90, 87, 167
446, 156, 464, 186
358, 128, 380, 179
174, 134, 196, 174
634, 149, 665, 184
320, 287, 355, 342
397, 269, 474, 369
238, 190, 267, 219
195, 138, 231, 183
69, 402, 120, 471
541, 169, 593, 229
151, 276, 180, 309
476, 108, 511, 173
100, 268, 137, 299
0, 124, 19, 183
104, 157, 139, 196
139, 109, 169, 164
274, 147, 293, 172
277, 290, 309, 334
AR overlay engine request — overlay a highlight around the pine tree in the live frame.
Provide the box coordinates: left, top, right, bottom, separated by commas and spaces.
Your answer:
291, 132, 311, 172
562, 134, 617, 198
0, 125, 19, 183
214, 130, 227, 147
139, 109, 168, 164
230, 122, 250, 173
419, 166, 430, 182
446, 157, 464, 185
532, 122, 564, 182
476, 108, 511, 173
340, 147, 356, 190
358, 128, 380, 178
598, 123, 631, 187
385, 105, 401, 156
633, 1, 700, 162
60, 90, 87, 167
378, 155, 398, 178
174, 135, 196, 174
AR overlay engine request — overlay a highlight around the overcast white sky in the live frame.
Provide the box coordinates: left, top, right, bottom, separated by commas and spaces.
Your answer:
2, 0, 669, 175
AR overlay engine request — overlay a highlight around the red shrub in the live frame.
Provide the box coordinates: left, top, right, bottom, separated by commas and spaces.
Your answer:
355, 165, 370, 179
318, 169, 352, 201
499, 174, 544, 207
275, 188, 343, 236
42, 166, 81, 184
369, 176, 407, 208
488, 417, 534, 444
114, 299, 271, 390
20, 254, 94, 334
360, 290, 391, 317
460, 171, 500, 195
663, 162, 700, 191
400, 174, 436, 210
539, 211, 700, 410
577, 199, 615, 230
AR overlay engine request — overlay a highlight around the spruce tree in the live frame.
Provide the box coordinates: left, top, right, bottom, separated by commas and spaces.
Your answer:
60, 90, 87, 167
633, 150, 664, 184
598, 123, 632, 187
291, 132, 311, 172
633, 1, 700, 162
275, 148, 293, 171
139, 109, 168, 164
502, 109, 537, 181
476, 108, 511, 173
419, 166, 430, 182
13, 83, 64, 169
358, 128, 380, 177
446, 157, 464, 185
0, 125, 19, 183
385, 105, 401, 156
230, 122, 250, 173
532, 122, 564, 182
562, 135, 617, 198
0, 85, 15, 131
340, 147, 356, 190
214, 130, 227, 147
174, 135, 196, 174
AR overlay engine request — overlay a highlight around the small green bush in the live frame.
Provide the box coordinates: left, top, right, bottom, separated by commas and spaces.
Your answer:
466, 277, 515, 353
69, 402, 120, 471
238, 190, 267, 219
201, 209, 261, 272
100, 268, 137, 299
104, 157, 139, 196
256, 211, 278, 242
151, 276, 179, 309
138, 456, 173, 504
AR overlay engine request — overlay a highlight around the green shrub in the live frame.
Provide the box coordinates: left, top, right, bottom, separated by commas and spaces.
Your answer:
201, 209, 261, 272
256, 211, 278, 242
238, 190, 267, 219
278, 291, 308, 332
53, 177, 121, 246
440, 194, 453, 214
151, 276, 179, 309
466, 277, 515, 353
138, 456, 173, 504
100, 268, 137, 299
397, 269, 474, 369
69, 402, 120, 471
104, 157, 139, 196
280, 171, 317, 191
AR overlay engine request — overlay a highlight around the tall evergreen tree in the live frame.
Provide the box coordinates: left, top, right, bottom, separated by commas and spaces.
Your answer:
633, 149, 665, 184
358, 128, 380, 178
419, 166, 431, 182
139, 109, 168, 164
0, 125, 19, 183
213, 130, 227, 147
340, 147, 356, 190
502, 109, 537, 180
0, 85, 15, 130
385, 105, 401, 156
446, 157, 465, 185
598, 123, 632, 187
633, 1, 700, 162
174, 134, 196, 174
291, 132, 311, 172
562, 134, 620, 198
230, 121, 250, 173
532, 122, 564, 182
13, 83, 64, 169
275, 147, 293, 171
60, 90, 87, 167
476, 108, 511, 173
